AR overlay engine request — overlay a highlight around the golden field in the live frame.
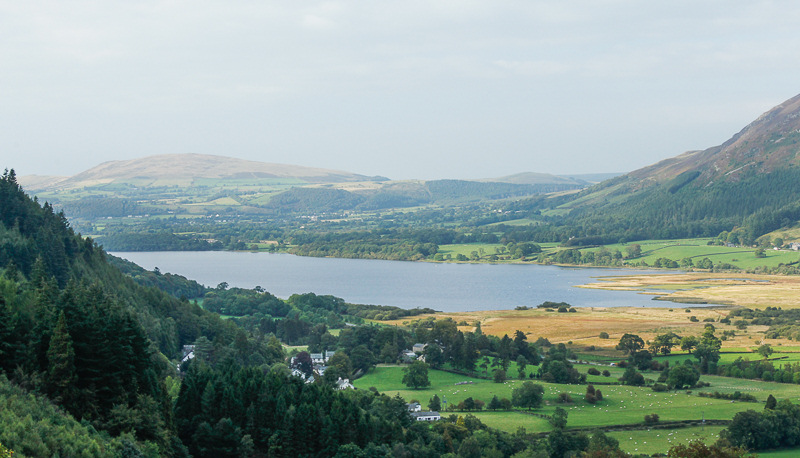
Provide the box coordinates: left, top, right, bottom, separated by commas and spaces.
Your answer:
581, 272, 800, 309
384, 272, 800, 349
389, 306, 765, 349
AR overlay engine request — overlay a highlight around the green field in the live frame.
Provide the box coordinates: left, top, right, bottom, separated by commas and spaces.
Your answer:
568, 237, 800, 270
355, 365, 797, 455
607, 426, 726, 456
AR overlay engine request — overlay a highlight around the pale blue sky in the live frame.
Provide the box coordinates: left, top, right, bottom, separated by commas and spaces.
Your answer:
2, 1, 800, 180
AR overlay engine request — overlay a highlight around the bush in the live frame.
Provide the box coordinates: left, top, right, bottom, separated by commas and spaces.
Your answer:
585, 385, 597, 404
602, 370, 611, 377
689, 316, 699, 322
587, 368, 601, 376
599, 332, 610, 339
652, 383, 669, 392
557, 393, 573, 404
644, 413, 660, 425
697, 391, 758, 402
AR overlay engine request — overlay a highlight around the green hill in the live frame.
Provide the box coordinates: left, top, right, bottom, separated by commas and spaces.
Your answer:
510, 92, 800, 245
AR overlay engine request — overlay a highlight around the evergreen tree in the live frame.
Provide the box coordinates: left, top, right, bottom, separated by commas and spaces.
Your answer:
46, 311, 77, 409
765, 394, 777, 410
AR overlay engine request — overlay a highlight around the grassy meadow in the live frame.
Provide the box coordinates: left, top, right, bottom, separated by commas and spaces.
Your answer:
354, 364, 793, 455
367, 300, 800, 455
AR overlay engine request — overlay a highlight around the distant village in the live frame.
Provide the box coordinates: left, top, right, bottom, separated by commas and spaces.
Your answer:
180, 342, 442, 421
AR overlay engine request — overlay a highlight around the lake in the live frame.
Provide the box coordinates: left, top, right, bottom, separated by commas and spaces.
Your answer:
112, 251, 699, 312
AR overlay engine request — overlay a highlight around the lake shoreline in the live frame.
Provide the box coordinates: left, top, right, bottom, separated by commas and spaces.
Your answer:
111, 251, 705, 312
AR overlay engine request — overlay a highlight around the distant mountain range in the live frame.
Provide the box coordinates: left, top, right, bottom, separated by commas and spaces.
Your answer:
19, 153, 389, 191
17, 92, 800, 239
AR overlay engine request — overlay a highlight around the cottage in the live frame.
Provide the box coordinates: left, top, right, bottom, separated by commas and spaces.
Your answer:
412, 343, 427, 354
411, 411, 441, 421
310, 353, 325, 365
406, 402, 422, 412
401, 350, 417, 363
335, 377, 354, 390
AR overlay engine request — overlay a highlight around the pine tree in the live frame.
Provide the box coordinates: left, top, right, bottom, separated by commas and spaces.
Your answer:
765, 394, 777, 410
47, 311, 77, 409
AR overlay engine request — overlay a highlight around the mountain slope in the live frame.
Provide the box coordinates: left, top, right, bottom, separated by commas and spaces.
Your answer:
513, 92, 800, 244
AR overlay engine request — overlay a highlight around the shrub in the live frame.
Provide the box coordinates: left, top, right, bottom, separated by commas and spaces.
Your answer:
587, 368, 601, 376
602, 370, 611, 377
689, 316, 699, 322
697, 391, 758, 402
652, 383, 669, 392
557, 393, 573, 404
644, 413, 660, 425
599, 332, 610, 339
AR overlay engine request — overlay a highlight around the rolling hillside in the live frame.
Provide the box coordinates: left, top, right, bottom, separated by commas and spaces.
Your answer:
516, 92, 800, 244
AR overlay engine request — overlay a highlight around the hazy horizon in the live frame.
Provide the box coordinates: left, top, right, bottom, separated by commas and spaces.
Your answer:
3, 1, 800, 180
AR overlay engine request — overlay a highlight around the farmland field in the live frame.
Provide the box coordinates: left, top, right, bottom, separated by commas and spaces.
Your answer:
354, 365, 797, 455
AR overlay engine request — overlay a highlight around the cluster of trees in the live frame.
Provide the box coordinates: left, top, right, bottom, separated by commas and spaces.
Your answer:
617, 325, 722, 375
100, 231, 224, 251
722, 398, 800, 451
720, 357, 800, 384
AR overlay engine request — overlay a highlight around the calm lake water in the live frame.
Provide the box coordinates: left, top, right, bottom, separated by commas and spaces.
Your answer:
112, 251, 696, 312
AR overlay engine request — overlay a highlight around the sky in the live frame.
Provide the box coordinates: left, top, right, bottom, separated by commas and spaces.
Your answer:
2, 1, 800, 181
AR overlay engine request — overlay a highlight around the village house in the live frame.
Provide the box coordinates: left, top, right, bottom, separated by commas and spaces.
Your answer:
310, 350, 337, 365
406, 402, 422, 412
410, 411, 441, 421
310, 353, 325, 365
401, 350, 417, 363
181, 345, 195, 364
335, 378, 354, 390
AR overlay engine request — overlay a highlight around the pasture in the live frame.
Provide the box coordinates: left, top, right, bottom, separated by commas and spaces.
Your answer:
354, 365, 795, 454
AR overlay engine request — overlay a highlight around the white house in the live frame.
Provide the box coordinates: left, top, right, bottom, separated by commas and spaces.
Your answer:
411, 411, 441, 421
335, 377, 354, 390
181, 345, 196, 364
310, 351, 337, 365
406, 402, 422, 412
